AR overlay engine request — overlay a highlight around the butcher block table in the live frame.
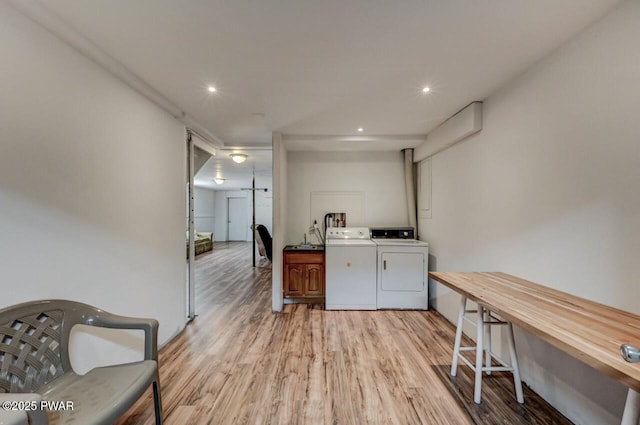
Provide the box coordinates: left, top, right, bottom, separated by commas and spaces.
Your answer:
429, 272, 640, 425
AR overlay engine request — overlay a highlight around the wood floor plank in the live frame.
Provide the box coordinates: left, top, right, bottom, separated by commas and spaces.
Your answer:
116, 242, 571, 425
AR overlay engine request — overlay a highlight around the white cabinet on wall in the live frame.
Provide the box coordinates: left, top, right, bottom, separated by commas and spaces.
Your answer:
417, 158, 432, 219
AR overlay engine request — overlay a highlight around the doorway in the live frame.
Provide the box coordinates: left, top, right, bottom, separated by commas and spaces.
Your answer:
186, 132, 216, 320
228, 197, 248, 241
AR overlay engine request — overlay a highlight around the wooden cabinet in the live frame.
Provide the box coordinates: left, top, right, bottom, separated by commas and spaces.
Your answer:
283, 251, 325, 298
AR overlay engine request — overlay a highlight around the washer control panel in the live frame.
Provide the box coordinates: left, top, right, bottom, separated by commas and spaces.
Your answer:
326, 227, 371, 240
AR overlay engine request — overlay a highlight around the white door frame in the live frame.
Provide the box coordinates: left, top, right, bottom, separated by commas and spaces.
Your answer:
186, 132, 195, 320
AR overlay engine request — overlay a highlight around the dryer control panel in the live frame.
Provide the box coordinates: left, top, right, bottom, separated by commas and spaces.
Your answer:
370, 227, 414, 239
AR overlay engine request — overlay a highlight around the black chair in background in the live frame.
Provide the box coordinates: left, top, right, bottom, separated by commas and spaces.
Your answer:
255, 224, 272, 261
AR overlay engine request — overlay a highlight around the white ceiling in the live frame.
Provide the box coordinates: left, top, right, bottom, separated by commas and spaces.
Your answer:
31, 0, 620, 154
194, 148, 272, 191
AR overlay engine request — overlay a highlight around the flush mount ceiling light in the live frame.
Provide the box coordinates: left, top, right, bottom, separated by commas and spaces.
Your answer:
214, 178, 225, 184
230, 153, 247, 163
207, 86, 217, 93
357, 127, 364, 132
422, 86, 431, 93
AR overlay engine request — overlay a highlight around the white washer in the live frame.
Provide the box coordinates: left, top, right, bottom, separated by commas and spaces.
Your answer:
373, 237, 429, 310
325, 227, 377, 310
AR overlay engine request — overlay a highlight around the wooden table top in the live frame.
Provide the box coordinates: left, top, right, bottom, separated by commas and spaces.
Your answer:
429, 272, 640, 392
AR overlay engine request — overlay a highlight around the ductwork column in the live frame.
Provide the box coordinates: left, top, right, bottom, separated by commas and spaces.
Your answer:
402, 148, 417, 237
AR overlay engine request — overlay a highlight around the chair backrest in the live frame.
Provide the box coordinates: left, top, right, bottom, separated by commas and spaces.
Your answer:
256, 225, 272, 261
0, 308, 66, 393
0, 300, 101, 393
254, 228, 266, 257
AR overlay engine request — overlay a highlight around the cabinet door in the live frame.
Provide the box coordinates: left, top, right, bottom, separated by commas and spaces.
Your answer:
305, 264, 325, 296
284, 264, 305, 296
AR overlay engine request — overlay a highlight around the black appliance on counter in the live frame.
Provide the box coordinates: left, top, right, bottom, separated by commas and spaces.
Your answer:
370, 227, 415, 240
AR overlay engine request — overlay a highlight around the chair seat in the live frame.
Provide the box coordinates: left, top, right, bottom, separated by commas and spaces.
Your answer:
0, 409, 28, 425
38, 360, 157, 425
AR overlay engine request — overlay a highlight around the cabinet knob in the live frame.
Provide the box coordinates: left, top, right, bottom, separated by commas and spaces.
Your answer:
346, 262, 351, 267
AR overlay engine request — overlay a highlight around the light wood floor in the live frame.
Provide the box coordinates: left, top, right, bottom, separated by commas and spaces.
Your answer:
117, 242, 571, 425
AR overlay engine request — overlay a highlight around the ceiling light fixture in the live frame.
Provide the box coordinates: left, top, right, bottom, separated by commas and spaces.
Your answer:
207, 86, 217, 93
230, 153, 248, 163
422, 86, 431, 93
214, 178, 225, 184
357, 127, 364, 132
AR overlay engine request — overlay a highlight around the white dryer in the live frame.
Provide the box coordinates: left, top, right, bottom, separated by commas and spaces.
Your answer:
371, 227, 429, 310
325, 227, 377, 310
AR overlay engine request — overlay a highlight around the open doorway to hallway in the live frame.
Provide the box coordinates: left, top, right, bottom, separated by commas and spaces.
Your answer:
189, 148, 273, 314
186, 137, 217, 320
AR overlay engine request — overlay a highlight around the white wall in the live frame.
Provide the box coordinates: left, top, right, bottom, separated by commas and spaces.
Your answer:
286, 151, 408, 244
214, 192, 228, 241
419, 1, 640, 423
255, 185, 274, 237
194, 186, 216, 233
0, 3, 186, 373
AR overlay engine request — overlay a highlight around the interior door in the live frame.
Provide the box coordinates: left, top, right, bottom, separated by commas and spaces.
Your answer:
228, 197, 247, 241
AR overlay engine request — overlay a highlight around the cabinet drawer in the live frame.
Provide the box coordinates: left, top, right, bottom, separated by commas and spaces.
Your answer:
283, 252, 324, 264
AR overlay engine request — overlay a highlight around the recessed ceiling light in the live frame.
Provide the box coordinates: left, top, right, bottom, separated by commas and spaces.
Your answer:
214, 178, 225, 184
207, 86, 217, 93
230, 153, 247, 163
422, 86, 431, 93
357, 127, 364, 132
